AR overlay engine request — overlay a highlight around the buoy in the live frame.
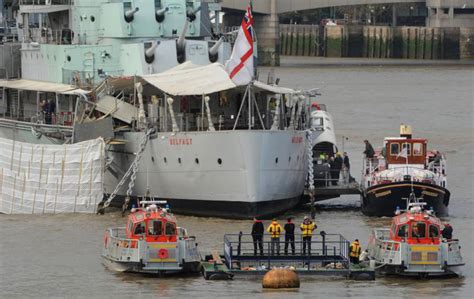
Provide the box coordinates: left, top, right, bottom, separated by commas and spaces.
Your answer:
262, 269, 300, 289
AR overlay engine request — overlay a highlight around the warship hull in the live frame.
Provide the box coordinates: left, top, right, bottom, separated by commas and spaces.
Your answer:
0, 119, 71, 144
105, 130, 308, 218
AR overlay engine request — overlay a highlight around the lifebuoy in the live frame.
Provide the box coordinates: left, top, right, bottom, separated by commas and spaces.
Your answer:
311, 102, 321, 110
158, 248, 169, 259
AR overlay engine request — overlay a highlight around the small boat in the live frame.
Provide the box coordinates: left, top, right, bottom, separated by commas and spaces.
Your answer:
102, 200, 201, 274
361, 125, 450, 216
366, 194, 464, 277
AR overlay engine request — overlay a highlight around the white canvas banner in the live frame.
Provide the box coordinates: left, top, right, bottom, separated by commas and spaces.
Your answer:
0, 138, 105, 214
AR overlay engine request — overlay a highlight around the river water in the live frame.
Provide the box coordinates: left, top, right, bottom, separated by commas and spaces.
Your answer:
1, 60, 473, 298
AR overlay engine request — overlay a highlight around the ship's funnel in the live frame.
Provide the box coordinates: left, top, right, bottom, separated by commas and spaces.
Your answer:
208, 37, 223, 62
400, 124, 412, 139
125, 7, 139, 23
176, 19, 189, 63
156, 7, 168, 23
145, 41, 160, 64
186, 6, 201, 22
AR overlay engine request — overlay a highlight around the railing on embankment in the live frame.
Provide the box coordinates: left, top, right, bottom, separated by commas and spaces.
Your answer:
280, 24, 474, 60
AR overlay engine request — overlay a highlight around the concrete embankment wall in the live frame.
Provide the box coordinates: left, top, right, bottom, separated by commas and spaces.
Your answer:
280, 25, 474, 60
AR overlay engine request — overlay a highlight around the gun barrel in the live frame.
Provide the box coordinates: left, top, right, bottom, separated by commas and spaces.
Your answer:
125, 7, 139, 18
177, 18, 190, 50
145, 42, 159, 58
156, 7, 168, 17
125, 7, 139, 22
209, 37, 224, 56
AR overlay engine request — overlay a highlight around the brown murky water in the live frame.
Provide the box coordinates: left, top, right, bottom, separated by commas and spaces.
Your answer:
1, 60, 473, 297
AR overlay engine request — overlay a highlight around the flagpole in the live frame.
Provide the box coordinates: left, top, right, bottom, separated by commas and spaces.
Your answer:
250, 0, 257, 79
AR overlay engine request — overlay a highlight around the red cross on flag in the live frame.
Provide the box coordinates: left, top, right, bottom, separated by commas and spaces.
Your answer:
225, 4, 254, 86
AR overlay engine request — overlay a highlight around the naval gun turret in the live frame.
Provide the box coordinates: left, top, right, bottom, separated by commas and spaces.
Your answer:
156, 7, 169, 23
124, 7, 140, 23
18, 0, 231, 85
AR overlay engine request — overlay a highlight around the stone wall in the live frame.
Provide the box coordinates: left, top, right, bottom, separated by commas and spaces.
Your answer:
279, 24, 473, 60
460, 28, 474, 59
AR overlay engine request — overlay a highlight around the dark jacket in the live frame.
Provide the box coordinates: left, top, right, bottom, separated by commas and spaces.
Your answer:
251, 221, 264, 236
343, 156, 350, 169
442, 225, 453, 239
284, 222, 295, 236
364, 142, 375, 158
334, 156, 343, 170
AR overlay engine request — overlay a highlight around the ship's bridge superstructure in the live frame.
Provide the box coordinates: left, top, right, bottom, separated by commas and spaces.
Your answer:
18, 0, 229, 85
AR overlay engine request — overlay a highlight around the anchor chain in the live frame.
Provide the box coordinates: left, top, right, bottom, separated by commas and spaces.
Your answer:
305, 128, 316, 219
97, 128, 155, 214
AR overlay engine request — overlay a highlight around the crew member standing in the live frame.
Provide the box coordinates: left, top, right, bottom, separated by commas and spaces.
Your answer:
442, 223, 453, 240
334, 153, 343, 185
363, 140, 375, 159
251, 218, 264, 256
343, 152, 353, 183
267, 219, 283, 256
300, 216, 316, 255
284, 218, 295, 255
349, 239, 362, 264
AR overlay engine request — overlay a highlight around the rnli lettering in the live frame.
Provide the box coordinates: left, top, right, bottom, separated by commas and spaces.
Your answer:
169, 138, 192, 145
292, 136, 303, 144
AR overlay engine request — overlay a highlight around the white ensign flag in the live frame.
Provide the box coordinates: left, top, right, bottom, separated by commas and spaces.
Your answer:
225, 4, 254, 86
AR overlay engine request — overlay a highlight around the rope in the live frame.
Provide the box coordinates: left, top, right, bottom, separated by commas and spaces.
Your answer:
306, 128, 316, 219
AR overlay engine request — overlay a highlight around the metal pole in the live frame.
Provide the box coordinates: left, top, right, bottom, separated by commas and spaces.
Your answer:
248, 84, 252, 129
232, 85, 249, 130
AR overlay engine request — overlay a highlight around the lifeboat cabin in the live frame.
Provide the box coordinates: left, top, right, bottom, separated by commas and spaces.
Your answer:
102, 201, 201, 274
367, 201, 463, 277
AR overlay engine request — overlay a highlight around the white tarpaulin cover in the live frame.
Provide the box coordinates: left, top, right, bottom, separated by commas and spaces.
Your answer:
0, 79, 88, 95
253, 81, 297, 94
0, 137, 105, 214
141, 63, 237, 96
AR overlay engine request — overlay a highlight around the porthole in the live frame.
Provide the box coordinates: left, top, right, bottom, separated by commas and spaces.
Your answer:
67, 55, 71, 62
288, 156, 291, 162
178, 158, 182, 164
217, 158, 222, 165
275, 157, 279, 164
163, 157, 167, 163
151, 156, 155, 163
91, 16, 95, 22
195, 158, 199, 165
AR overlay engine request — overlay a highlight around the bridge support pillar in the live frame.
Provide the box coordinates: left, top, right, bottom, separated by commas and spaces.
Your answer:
254, 11, 280, 66
224, 1, 280, 66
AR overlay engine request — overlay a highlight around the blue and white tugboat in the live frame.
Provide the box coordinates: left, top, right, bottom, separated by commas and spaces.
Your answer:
367, 194, 464, 277
102, 201, 201, 274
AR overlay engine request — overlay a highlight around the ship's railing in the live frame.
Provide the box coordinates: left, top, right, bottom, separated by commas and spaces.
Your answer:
104, 227, 142, 262
224, 233, 350, 270
19, 0, 71, 5
426, 156, 447, 176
